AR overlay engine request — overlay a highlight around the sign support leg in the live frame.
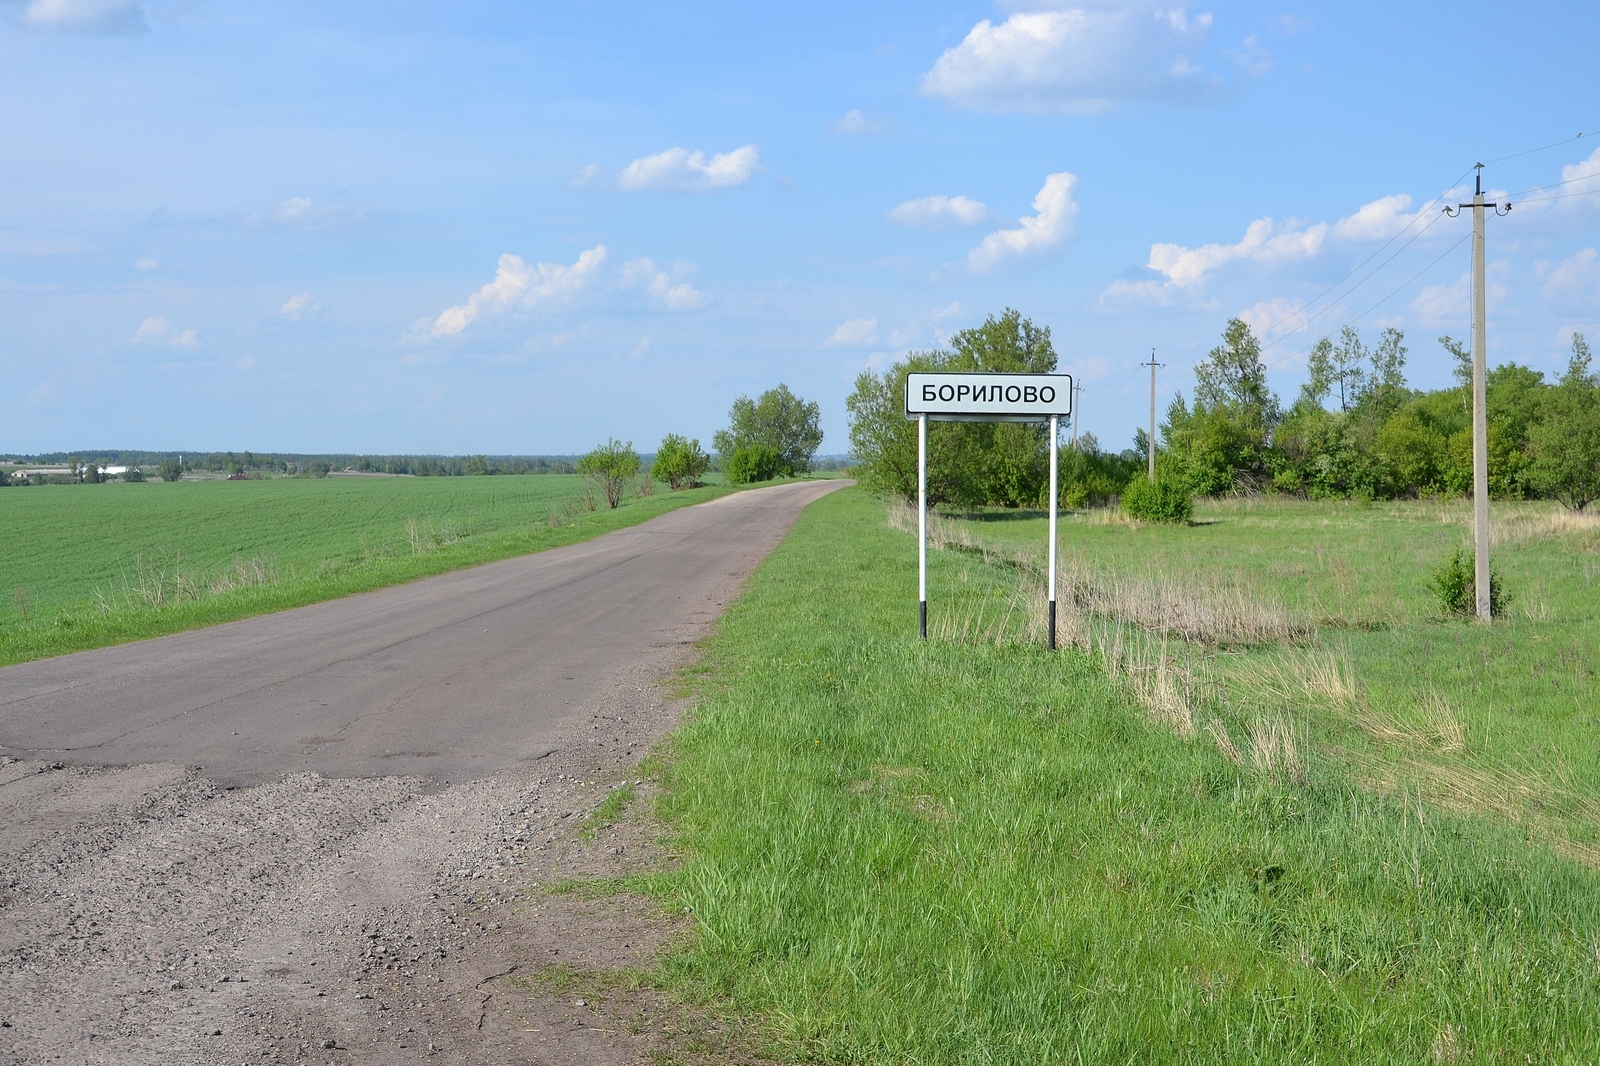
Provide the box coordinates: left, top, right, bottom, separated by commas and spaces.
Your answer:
918, 413, 928, 640
1048, 414, 1058, 651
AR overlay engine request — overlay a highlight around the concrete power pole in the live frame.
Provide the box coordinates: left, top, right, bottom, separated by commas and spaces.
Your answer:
1069, 382, 1084, 449
1142, 350, 1163, 482
1447, 165, 1511, 621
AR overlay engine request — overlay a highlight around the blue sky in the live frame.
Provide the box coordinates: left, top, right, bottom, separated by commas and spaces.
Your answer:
3, 1, 1599, 456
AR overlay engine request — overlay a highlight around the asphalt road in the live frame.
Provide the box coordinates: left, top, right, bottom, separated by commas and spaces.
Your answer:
0, 479, 846, 785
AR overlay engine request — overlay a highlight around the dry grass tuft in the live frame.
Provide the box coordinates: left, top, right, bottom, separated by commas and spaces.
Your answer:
1247, 716, 1305, 784
1205, 718, 1243, 765
1488, 506, 1600, 548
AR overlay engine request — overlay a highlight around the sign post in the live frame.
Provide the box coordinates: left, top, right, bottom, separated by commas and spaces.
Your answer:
905, 371, 1073, 649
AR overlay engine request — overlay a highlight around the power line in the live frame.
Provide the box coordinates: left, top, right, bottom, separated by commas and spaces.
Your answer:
1512, 186, 1600, 206
1483, 128, 1600, 166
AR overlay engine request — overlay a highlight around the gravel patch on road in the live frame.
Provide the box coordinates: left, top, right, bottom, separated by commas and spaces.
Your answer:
0, 650, 756, 1065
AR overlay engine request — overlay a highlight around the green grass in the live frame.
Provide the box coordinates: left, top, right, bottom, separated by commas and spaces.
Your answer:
0, 474, 760, 665
648, 488, 1600, 1063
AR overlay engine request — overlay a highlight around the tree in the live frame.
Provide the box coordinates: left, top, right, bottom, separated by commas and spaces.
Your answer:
651, 434, 711, 490
725, 444, 783, 484
846, 309, 1059, 507
713, 384, 822, 476
158, 459, 183, 483
577, 438, 640, 508
1168, 318, 1280, 494
1528, 333, 1600, 511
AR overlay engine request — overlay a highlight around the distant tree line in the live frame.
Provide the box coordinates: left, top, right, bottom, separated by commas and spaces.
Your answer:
846, 310, 1600, 513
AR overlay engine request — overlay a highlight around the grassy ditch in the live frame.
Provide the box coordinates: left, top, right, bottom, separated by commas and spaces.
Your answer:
0, 474, 793, 666
650, 487, 1600, 1062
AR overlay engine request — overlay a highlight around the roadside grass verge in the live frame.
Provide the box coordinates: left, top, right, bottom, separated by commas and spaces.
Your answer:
0, 475, 818, 666
649, 488, 1600, 1062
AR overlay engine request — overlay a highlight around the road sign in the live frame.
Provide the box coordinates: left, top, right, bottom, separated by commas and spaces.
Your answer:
903, 371, 1072, 651
905, 371, 1073, 422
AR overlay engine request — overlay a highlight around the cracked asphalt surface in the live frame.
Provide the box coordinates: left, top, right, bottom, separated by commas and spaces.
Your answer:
0, 479, 845, 1064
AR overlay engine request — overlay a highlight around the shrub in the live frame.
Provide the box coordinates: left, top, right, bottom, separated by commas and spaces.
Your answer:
123, 468, 145, 482
1122, 477, 1193, 524
1426, 548, 1505, 617
725, 444, 783, 485
651, 433, 711, 490
304, 460, 331, 479
158, 459, 183, 483
577, 438, 641, 508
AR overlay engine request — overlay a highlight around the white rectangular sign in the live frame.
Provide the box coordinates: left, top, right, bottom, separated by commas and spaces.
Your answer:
904, 372, 1073, 422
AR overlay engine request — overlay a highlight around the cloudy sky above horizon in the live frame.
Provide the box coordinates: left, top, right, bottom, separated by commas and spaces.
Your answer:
3, 0, 1599, 455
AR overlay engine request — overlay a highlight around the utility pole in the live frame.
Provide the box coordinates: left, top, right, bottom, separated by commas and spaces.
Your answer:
1069, 382, 1084, 448
1142, 350, 1163, 482
1446, 164, 1511, 622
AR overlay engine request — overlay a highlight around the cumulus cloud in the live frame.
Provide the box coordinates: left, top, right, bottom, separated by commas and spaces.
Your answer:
619, 258, 706, 311
131, 316, 199, 349
968, 172, 1079, 272
279, 292, 321, 321
833, 109, 894, 135
1149, 216, 1328, 287
245, 197, 369, 231
1331, 193, 1427, 241
1540, 247, 1599, 302
920, 3, 1221, 114
887, 194, 990, 228
826, 317, 880, 347
613, 145, 762, 192
1553, 147, 1600, 208
1238, 296, 1319, 340
16, 0, 145, 34
426, 245, 608, 339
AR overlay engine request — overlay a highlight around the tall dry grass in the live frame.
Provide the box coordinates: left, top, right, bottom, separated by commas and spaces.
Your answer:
92, 551, 278, 613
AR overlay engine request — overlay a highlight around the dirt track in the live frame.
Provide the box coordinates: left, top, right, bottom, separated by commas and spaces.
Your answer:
0, 480, 845, 1064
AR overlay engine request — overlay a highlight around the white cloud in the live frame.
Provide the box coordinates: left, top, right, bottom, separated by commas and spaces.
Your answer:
832, 109, 894, 135
569, 163, 608, 189
279, 292, 321, 321
619, 258, 706, 311
968, 172, 1080, 272
920, 4, 1220, 114
134, 256, 158, 271
1238, 296, 1319, 340
614, 145, 762, 192
826, 317, 880, 347
1148, 216, 1328, 287
245, 197, 369, 231
17, 0, 145, 34
887, 194, 990, 228
931, 300, 963, 319
1553, 147, 1600, 209
1410, 272, 1469, 327
131, 316, 199, 349
1332, 194, 1425, 241
1540, 247, 1599, 302
426, 245, 608, 339
1098, 277, 1176, 308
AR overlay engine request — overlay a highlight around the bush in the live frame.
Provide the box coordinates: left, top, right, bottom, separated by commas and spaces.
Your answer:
122, 468, 145, 482
1427, 548, 1505, 617
651, 433, 711, 490
577, 438, 641, 508
1121, 477, 1193, 524
725, 444, 783, 485
158, 459, 183, 483
303, 460, 331, 478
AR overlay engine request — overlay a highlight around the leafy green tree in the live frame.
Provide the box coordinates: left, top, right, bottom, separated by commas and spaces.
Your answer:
465, 454, 490, 476
651, 434, 711, 489
577, 438, 640, 508
713, 384, 822, 476
1330, 327, 1367, 412
1165, 319, 1279, 495
158, 459, 183, 483
1528, 333, 1600, 511
725, 444, 783, 484
846, 310, 1061, 507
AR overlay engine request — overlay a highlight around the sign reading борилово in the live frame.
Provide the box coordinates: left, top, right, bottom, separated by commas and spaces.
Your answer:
901, 371, 1073, 651
904, 372, 1073, 423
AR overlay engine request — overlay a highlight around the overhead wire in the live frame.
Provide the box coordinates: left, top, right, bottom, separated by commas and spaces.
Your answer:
1482, 129, 1599, 166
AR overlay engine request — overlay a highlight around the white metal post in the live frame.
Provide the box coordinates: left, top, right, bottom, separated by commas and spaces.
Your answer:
1048, 415, 1059, 651
918, 413, 928, 639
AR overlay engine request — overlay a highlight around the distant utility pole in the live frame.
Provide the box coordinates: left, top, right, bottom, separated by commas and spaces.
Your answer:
1142, 350, 1163, 482
1069, 381, 1084, 448
1446, 164, 1511, 622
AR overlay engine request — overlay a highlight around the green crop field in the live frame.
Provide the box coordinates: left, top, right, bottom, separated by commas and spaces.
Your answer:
636, 488, 1600, 1062
0, 474, 747, 666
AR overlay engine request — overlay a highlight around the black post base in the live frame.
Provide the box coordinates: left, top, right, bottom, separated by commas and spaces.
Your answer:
920, 600, 927, 640
1048, 599, 1057, 651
